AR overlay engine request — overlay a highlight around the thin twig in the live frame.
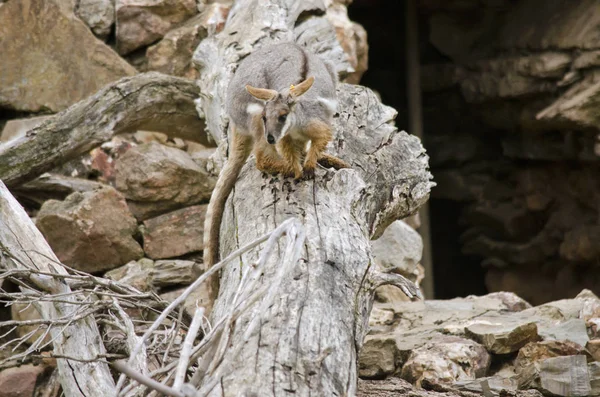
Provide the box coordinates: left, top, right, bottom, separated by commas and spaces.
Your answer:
173, 307, 204, 390
112, 360, 185, 397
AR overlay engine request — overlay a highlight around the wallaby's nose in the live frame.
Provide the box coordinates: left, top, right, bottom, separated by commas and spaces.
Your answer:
267, 134, 275, 144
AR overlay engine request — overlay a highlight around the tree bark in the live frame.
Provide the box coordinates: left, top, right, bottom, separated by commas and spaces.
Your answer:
193, 1, 433, 395
0, 180, 116, 397
0, 72, 209, 188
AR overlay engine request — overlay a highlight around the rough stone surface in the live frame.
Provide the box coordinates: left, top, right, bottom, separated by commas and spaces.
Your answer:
76, 0, 115, 39
147, 3, 229, 79
371, 219, 422, 279
465, 320, 539, 354
514, 340, 587, 375
116, 0, 198, 55
517, 355, 592, 396
0, 0, 136, 112
587, 340, 600, 362
360, 290, 599, 385
0, 364, 49, 397
141, 205, 207, 259
36, 186, 143, 273
360, 293, 530, 378
0, 116, 53, 143
115, 142, 215, 220
400, 336, 490, 387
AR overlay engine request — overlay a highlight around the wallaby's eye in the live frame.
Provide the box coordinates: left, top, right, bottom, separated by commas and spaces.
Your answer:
278, 114, 287, 123
262, 115, 267, 124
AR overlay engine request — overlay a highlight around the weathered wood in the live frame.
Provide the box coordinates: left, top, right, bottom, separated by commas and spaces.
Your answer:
192, 1, 433, 394
0, 72, 209, 188
0, 180, 116, 397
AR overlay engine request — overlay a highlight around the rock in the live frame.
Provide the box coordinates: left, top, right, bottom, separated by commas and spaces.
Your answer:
517, 355, 592, 397
400, 336, 490, 387
13, 174, 105, 206
114, 142, 215, 220
371, 220, 422, 279
454, 376, 519, 395
560, 225, 600, 262
106, 257, 201, 290
325, 2, 368, 84
589, 362, 600, 396
486, 291, 533, 312
76, 0, 115, 39
116, 0, 197, 55
586, 340, 600, 362
0, 364, 49, 397
146, 3, 229, 79
36, 186, 143, 273
459, 55, 563, 104
105, 257, 155, 291
536, 73, 600, 132
573, 50, 600, 69
0, 116, 53, 143
182, 283, 213, 318
141, 205, 207, 259
465, 319, 539, 354
358, 337, 399, 378
536, 319, 589, 348
515, 340, 586, 375
495, 0, 600, 52
11, 303, 52, 347
360, 293, 529, 378
0, 0, 136, 113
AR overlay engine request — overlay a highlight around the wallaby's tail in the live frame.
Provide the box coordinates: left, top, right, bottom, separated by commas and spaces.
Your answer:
203, 130, 253, 271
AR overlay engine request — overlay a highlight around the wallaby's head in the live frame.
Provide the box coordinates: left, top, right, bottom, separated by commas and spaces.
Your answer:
245, 76, 315, 144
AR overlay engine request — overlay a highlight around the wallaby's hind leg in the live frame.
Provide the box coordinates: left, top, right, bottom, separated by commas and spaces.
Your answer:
317, 153, 351, 170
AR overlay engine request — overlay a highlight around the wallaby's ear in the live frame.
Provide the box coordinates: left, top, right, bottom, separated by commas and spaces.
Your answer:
289, 76, 315, 99
245, 85, 278, 101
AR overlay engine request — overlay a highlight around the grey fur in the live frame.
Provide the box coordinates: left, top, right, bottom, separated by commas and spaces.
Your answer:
226, 42, 338, 143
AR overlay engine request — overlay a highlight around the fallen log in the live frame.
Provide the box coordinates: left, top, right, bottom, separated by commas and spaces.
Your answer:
0, 72, 209, 187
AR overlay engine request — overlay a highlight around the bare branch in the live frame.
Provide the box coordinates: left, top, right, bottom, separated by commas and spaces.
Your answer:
112, 361, 185, 397
369, 270, 424, 300
173, 307, 204, 390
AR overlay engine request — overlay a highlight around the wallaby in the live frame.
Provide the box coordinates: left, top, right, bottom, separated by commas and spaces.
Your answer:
202, 42, 350, 304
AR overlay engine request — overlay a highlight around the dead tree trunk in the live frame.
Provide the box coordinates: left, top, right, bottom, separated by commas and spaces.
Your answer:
193, 1, 433, 395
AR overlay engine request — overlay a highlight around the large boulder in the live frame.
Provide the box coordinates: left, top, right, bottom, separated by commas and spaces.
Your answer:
147, 3, 230, 79
76, 0, 115, 39
141, 205, 207, 259
116, 0, 197, 55
0, 116, 53, 143
0, 0, 136, 113
371, 219, 422, 278
360, 290, 600, 386
114, 142, 216, 220
36, 186, 143, 273
0, 364, 51, 397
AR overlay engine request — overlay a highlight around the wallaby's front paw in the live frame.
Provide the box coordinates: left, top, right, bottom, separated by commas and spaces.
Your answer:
302, 163, 316, 180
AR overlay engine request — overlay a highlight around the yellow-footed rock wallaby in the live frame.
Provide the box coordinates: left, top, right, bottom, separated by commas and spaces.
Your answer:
202, 42, 350, 297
